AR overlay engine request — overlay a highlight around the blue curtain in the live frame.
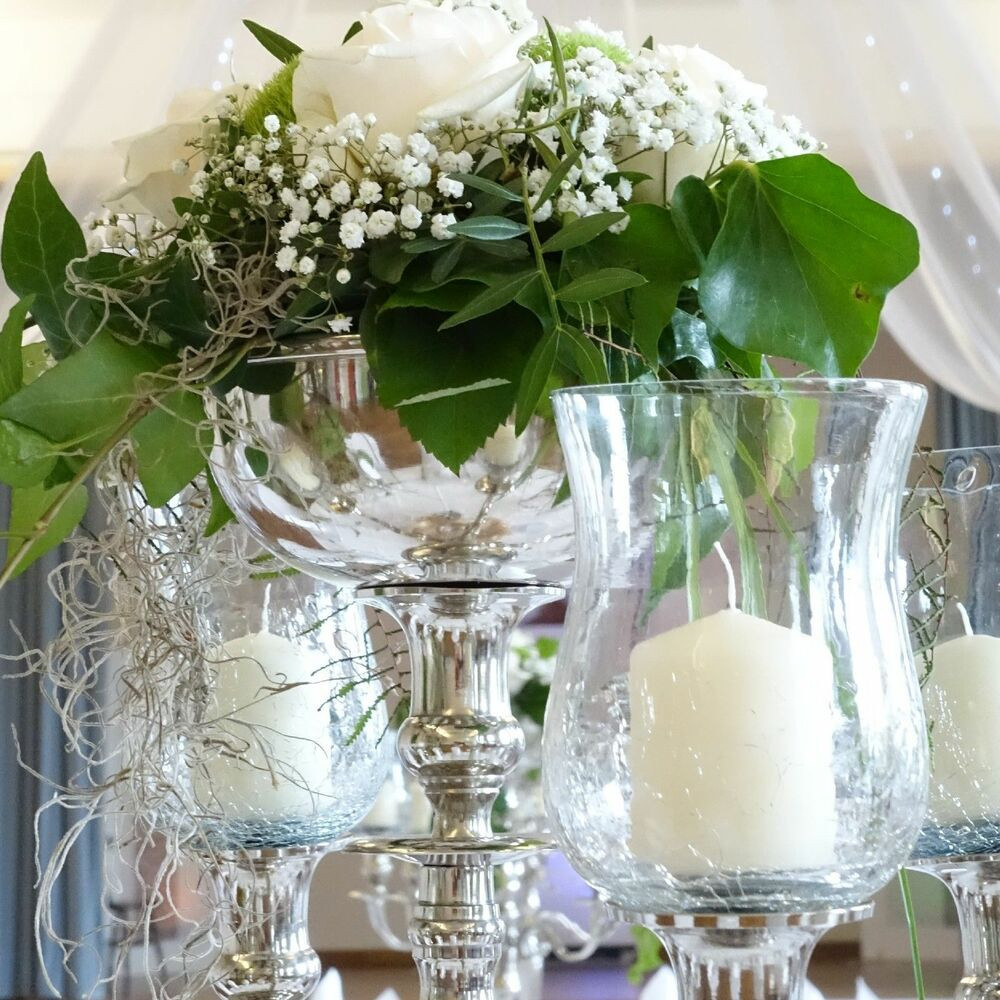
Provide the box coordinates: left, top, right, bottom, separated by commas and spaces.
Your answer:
937, 387, 1000, 449
0, 488, 104, 998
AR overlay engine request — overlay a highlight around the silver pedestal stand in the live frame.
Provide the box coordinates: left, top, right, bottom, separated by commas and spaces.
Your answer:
348, 582, 563, 1000
911, 854, 1000, 1000
607, 904, 873, 1000
209, 845, 328, 1000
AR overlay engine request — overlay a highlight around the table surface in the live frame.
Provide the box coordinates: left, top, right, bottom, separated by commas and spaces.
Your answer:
335, 955, 961, 1000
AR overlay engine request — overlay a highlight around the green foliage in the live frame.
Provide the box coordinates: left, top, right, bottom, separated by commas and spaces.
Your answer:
511, 676, 550, 728
243, 58, 298, 135
0, 297, 34, 402
524, 27, 632, 66
3, 481, 88, 580
131, 391, 208, 507
1, 153, 99, 358
700, 155, 920, 375
627, 927, 666, 985
243, 20, 302, 63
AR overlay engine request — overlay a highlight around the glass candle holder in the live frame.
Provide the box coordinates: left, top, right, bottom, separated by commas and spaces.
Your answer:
544, 379, 928, 1000
903, 447, 1000, 1000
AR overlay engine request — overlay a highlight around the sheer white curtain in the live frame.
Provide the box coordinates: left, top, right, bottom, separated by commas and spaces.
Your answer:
5, 0, 1000, 411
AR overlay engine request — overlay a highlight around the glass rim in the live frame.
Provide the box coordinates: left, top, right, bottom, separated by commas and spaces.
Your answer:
551, 377, 927, 400
911, 445, 1000, 460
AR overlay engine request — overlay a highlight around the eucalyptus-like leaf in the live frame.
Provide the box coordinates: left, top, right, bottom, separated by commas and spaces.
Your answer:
532, 147, 583, 211
448, 172, 522, 203
560, 325, 609, 384
555, 268, 647, 303
439, 272, 538, 330
243, 20, 302, 62
514, 330, 559, 433
540, 212, 627, 254
700, 155, 920, 376
544, 18, 569, 106
448, 217, 529, 241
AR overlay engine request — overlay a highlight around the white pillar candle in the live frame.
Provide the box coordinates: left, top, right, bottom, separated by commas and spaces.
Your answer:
923, 633, 1000, 826
482, 423, 521, 467
629, 608, 839, 874
196, 631, 335, 821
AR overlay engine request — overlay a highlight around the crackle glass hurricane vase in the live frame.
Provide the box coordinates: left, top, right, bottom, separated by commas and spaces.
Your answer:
544, 380, 929, 917
211, 336, 572, 585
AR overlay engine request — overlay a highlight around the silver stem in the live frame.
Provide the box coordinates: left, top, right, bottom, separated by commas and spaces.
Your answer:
913, 855, 1000, 1000
209, 845, 326, 1000
608, 905, 872, 1000
354, 583, 562, 1000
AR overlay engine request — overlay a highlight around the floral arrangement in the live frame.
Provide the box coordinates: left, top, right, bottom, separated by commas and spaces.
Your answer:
0, 0, 918, 583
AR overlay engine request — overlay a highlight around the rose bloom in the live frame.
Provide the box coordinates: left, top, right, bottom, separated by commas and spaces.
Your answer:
631, 45, 769, 202
293, 0, 537, 146
104, 86, 247, 223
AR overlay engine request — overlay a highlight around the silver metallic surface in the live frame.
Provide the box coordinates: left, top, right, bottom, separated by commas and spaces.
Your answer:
608, 904, 873, 1000
352, 583, 563, 1000
209, 845, 327, 1000
912, 854, 1000, 1000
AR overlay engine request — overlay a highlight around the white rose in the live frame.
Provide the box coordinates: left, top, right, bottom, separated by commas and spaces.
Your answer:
104, 86, 246, 223
293, 1, 537, 145
630, 45, 768, 204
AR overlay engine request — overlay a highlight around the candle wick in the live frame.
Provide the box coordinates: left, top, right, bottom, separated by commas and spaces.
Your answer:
956, 600, 974, 637
714, 542, 737, 610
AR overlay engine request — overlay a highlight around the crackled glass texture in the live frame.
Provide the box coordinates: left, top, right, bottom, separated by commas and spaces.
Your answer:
904, 447, 1000, 860
544, 380, 928, 914
211, 337, 573, 586
178, 569, 389, 851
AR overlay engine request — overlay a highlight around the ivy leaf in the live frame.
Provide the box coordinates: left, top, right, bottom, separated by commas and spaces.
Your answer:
448, 217, 529, 241
206, 469, 236, 537
371, 304, 539, 473
555, 268, 646, 303
665, 310, 717, 369
132, 391, 208, 507
243, 20, 302, 62
0, 297, 35, 402
439, 272, 538, 330
671, 175, 721, 264
0, 330, 170, 452
0, 419, 59, 487
514, 330, 559, 434
1, 153, 99, 358
147, 257, 211, 348
3, 481, 88, 580
447, 172, 522, 203
701, 154, 920, 376
540, 212, 627, 254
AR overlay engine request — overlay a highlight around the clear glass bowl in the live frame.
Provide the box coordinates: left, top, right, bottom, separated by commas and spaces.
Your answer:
903, 447, 1000, 859
210, 336, 573, 586
163, 567, 390, 850
543, 379, 928, 914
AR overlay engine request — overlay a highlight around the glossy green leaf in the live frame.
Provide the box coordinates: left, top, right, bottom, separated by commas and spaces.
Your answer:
0, 331, 170, 452
3, 481, 88, 580
701, 155, 920, 375
555, 268, 646, 303
0, 297, 34, 403
665, 310, 717, 369
532, 146, 583, 211
243, 20, 302, 62
514, 330, 559, 433
132, 391, 208, 507
448, 217, 529, 241
439, 272, 538, 330
383, 282, 483, 314
447, 172, 522, 203
205, 469, 236, 537
371, 304, 539, 473
671, 175, 721, 264
545, 18, 569, 106
1, 153, 98, 358
560, 325, 608, 384
540, 212, 627, 254
0, 419, 58, 487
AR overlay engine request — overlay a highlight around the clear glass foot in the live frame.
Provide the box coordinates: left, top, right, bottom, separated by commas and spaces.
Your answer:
912, 855, 1000, 1000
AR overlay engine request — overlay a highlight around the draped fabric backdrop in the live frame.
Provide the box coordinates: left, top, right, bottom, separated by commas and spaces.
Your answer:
4, 0, 1000, 991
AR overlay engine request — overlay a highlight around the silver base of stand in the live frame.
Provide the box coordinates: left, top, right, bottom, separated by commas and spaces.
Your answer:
353, 581, 563, 1000
607, 903, 873, 1000
910, 853, 1000, 1000
208, 844, 328, 1000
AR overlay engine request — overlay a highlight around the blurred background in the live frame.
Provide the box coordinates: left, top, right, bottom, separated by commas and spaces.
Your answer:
2, 1, 999, 996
